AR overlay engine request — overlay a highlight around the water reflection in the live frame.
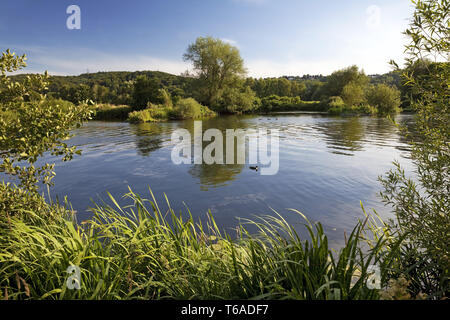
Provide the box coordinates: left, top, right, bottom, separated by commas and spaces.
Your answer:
189, 164, 243, 190
131, 122, 167, 156
30, 114, 415, 246
316, 117, 366, 155
179, 116, 253, 190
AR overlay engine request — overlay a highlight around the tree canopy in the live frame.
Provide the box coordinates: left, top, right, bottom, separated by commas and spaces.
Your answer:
183, 36, 247, 109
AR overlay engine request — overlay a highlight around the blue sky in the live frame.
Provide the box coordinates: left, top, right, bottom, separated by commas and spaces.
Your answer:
0, 0, 415, 77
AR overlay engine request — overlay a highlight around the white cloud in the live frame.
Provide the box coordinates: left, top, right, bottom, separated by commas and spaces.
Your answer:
221, 38, 239, 48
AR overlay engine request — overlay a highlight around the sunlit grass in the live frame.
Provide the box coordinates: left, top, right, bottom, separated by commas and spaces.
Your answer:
0, 188, 393, 300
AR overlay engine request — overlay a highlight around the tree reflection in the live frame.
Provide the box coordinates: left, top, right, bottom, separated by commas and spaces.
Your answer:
185, 115, 253, 190
317, 117, 366, 155
130, 122, 166, 156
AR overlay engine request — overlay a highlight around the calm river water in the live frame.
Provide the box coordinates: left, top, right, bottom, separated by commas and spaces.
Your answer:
32, 113, 414, 247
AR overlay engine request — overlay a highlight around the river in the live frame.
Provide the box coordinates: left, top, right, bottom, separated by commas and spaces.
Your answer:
32, 113, 415, 247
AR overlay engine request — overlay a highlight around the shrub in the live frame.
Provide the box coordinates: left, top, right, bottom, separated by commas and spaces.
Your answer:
260, 95, 321, 112
341, 82, 366, 107
366, 84, 401, 115
328, 104, 377, 116
127, 98, 215, 123
170, 98, 215, 120
128, 109, 156, 123
92, 104, 133, 120
217, 86, 260, 114
376, 0, 449, 299
132, 75, 163, 110
158, 88, 173, 109
0, 49, 92, 193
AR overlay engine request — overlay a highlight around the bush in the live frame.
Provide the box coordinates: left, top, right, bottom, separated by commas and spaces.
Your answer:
376, 0, 449, 299
132, 75, 163, 110
217, 86, 260, 114
0, 50, 92, 193
128, 109, 157, 123
366, 84, 401, 115
328, 104, 377, 116
92, 104, 133, 120
128, 98, 215, 123
0, 182, 47, 219
260, 95, 321, 112
170, 98, 215, 120
341, 82, 366, 107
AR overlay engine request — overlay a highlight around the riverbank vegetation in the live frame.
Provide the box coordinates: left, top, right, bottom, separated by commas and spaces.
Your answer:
128, 97, 215, 123
92, 104, 133, 120
10, 42, 410, 119
0, 187, 395, 300
0, 0, 448, 300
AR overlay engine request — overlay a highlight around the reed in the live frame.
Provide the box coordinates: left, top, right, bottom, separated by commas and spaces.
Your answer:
0, 188, 389, 300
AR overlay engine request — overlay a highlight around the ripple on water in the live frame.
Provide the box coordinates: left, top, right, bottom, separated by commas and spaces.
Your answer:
31, 115, 416, 247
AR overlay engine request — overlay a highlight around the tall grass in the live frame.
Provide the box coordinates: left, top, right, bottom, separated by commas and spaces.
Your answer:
0, 188, 390, 300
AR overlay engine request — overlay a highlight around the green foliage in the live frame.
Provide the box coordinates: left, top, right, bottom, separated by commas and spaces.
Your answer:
247, 77, 307, 99
184, 37, 246, 108
0, 50, 92, 193
260, 95, 322, 112
315, 69, 402, 116
217, 86, 260, 114
328, 104, 377, 116
128, 98, 215, 123
132, 75, 163, 110
92, 104, 133, 120
39, 70, 190, 106
341, 82, 366, 107
366, 84, 401, 115
0, 182, 48, 219
0, 188, 389, 300
128, 109, 158, 123
158, 88, 173, 109
170, 98, 215, 120
322, 65, 369, 99
327, 96, 345, 109
379, 0, 449, 299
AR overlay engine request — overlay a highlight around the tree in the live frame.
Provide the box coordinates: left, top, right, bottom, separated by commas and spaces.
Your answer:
183, 36, 246, 109
378, 0, 449, 298
366, 84, 401, 115
0, 49, 92, 196
341, 82, 366, 106
322, 65, 369, 99
132, 75, 163, 109
218, 86, 260, 114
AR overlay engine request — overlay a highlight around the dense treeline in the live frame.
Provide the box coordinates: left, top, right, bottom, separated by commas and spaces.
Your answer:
12, 71, 193, 106
10, 37, 440, 120
10, 62, 410, 118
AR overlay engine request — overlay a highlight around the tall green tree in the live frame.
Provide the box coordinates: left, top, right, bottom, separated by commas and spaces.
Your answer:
183, 36, 246, 109
322, 65, 369, 99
